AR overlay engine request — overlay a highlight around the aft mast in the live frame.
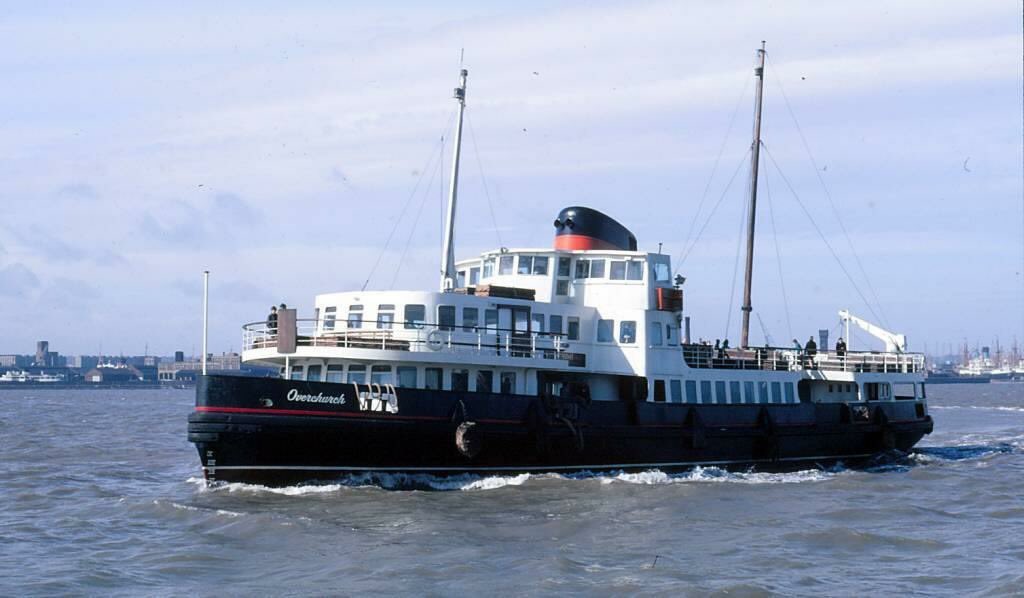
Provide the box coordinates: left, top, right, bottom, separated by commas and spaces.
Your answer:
440, 68, 468, 291
740, 42, 766, 348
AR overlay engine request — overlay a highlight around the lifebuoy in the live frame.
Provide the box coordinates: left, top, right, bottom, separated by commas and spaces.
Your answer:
426, 329, 445, 351
455, 422, 482, 459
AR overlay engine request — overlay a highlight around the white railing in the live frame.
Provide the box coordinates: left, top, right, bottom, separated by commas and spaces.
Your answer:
242, 318, 579, 363
682, 344, 924, 374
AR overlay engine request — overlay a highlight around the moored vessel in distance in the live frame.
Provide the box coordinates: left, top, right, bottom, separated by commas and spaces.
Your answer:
188, 46, 933, 485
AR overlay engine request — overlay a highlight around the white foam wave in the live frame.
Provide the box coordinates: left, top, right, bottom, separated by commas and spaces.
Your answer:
930, 405, 1024, 413
592, 466, 839, 486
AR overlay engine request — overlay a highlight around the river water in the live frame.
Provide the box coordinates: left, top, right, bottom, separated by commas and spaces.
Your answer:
2, 384, 1022, 595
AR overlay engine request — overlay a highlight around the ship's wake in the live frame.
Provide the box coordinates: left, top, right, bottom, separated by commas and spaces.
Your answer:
189, 435, 1022, 494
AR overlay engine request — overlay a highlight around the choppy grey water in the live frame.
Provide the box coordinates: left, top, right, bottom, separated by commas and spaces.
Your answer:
1, 385, 1023, 596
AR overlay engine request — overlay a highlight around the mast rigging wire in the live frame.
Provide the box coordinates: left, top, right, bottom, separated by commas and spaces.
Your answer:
361, 108, 458, 291
679, 74, 753, 259
761, 142, 886, 325
465, 110, 505, 249
391, 134, 447, 289
674, 147, 753, 272
724, 185, 750, 341
765, 54, 891, 328
763, 162, 794, 340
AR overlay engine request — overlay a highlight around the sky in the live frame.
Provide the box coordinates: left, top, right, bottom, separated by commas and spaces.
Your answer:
0, 0, 1021, 357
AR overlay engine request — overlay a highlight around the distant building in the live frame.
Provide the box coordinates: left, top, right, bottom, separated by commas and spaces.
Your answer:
66, 355, 100, 371
0, 355, 31, 368
35, 341, 49, 366
83, 365, 143, 384
158, 352, 240, 381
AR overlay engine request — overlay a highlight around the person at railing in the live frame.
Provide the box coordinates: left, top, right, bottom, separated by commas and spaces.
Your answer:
835, 337, 847, 368
805, 335, 817, 369
266, 306, 278, 336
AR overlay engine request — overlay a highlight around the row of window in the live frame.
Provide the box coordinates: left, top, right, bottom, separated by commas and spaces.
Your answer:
290, 363, 518, 394
321, 303, 584, 338
455, 254, 672, 290
653, 379, 799, 404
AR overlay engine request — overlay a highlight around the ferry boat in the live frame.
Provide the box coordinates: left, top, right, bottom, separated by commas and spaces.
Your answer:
188, 46, 933, 485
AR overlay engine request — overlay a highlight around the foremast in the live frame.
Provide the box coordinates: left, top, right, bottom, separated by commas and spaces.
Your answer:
740, 42, 766, 348
440, 68, 468, 292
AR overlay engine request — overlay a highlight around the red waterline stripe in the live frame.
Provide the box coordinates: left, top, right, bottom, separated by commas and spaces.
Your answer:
196, 405, 451, 422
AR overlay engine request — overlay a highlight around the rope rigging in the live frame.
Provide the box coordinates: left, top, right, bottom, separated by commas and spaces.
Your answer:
674, 147, 752, 273
678, 74, 753, 261
465, 110, 505, 250
391, 132, 448, 289
361, 108, 458, 291
765, 54, 891, 329
761, 142, 887, 326
762, 161, 793, 341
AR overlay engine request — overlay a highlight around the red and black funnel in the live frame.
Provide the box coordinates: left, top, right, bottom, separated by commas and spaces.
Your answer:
553, 206, 637, 251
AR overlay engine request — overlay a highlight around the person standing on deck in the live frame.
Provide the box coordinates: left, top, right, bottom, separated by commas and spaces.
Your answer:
805, 335, 818, 368
266, 306, 278, 337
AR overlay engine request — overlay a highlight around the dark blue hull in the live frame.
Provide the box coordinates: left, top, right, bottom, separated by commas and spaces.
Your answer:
188, 375, 933, 485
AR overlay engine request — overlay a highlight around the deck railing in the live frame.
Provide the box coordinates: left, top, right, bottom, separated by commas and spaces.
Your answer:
681, 344, 924, 374
242, 319, 581, 364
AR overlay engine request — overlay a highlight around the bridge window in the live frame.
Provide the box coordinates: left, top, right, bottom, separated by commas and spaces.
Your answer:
371, 365, 393, 385
518, 256, 533, 275
323, 306, 337, 331
556, 280, 569, 296
347, 305, 363, 329
397, 366, 417, 388
531, 313, 545, 333
558, 256, 571, 277
667, 324, 677, 345
597, 319, 615, 342
670, 379, 682, 403
404, 304, 425, 329
610, 261, 626, 280
476, 370, 494, 393
744, 381, 755, 403
685, 380, 697, 403
347, 365, 366, 384
627, 261, 644, 280
424, 367, 442, 390
716, 381, 727, 403
469, 267, 481, 286
590, 259, 606, 278
456, 270, 466, 288
438, 305, 456, 331
619, 321, 636, 344
771, 382, 782, 403
653, 262, 671, 282
549, 315, 563, 335
533, 256, 549, 275
483, 257, 495, 278
575, 259, 590, 279
499, 255, 514, 275
377, 304, 395, 330
307, 365, 322, 382
649, 322, 663, 346
326, 364, 343, 383
290, 365, 304, 380
452, 369, 469, 391
462, 307, 479, 332
784, 383, 795, 403
485, 309, 498, 334
568, 317, 580, 340
758, 381, 769, 403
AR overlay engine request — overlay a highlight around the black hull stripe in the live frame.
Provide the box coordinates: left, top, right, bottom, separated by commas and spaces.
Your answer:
203, 454, 877, 473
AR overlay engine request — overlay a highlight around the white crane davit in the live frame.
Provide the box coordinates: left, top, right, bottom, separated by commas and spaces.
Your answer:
839, 309, 906, 353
